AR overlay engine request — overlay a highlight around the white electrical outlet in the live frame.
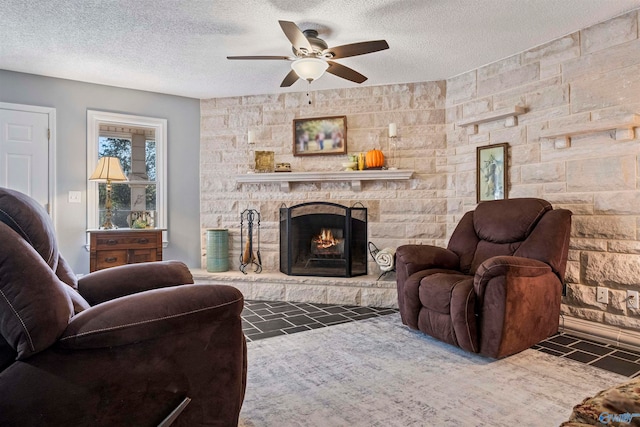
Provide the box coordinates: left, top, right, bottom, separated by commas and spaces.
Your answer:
627, 290, 639, 309
596, 287, 608, 304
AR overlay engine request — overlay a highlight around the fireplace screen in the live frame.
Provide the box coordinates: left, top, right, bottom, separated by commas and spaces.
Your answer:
280, 202, 367, 277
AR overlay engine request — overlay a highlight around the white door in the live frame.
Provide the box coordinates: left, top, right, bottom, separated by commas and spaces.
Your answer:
0, 108, 50, 209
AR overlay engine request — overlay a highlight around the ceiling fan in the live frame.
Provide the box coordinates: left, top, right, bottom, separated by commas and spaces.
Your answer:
227, 20, 389, 87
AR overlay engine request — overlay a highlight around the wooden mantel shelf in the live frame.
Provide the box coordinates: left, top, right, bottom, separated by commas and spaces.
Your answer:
236, 169, 414, 192
539, 115, 640, 148
457, 106, 527, 135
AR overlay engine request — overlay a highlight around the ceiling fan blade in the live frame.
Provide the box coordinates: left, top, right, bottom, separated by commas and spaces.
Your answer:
279, 20, 313, 53
227, 55, 292, 60
326, 61, 367, 84
280, 69, 299, 87
324, 40, 389, 59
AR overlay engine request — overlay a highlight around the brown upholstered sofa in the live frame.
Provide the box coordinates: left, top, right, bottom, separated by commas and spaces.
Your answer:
396, 198, 571, 359
0, 187, 246, 426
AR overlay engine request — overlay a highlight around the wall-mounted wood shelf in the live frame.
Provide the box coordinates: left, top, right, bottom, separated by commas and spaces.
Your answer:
236, 169, 414, 192
457, 106, 527, 135
540, 115, 640, 148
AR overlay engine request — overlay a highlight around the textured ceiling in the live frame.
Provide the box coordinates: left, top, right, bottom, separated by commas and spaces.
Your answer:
2, 0, 640, 99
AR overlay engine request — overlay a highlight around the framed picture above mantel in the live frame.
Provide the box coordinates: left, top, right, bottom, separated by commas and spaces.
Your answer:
293, 115, 347, 156
476, 143, 508, 203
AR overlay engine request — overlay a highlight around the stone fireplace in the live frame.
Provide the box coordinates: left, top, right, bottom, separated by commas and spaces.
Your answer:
279, 202, 367, 278
198, 80, 445, 308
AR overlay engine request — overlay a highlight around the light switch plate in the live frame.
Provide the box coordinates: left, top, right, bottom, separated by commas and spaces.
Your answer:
68, 191, 82, 203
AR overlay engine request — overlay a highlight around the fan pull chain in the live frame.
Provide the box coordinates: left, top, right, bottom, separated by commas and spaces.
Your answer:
307, 81, 311, 105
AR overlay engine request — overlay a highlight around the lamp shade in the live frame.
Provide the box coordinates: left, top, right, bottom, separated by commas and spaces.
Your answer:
89, 156, 127, 182
291, 58, 329, 81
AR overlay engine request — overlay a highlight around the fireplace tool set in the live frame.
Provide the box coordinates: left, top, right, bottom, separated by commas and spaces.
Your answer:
240, 208, 262, 274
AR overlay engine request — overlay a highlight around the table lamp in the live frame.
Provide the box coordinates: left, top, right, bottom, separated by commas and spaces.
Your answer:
89, 156, 127, 229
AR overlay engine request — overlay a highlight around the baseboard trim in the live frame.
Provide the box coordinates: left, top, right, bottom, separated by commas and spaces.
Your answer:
560, 315, 640, 352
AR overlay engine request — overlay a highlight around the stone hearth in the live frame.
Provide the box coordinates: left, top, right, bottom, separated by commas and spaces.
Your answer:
192, 270, 398, 308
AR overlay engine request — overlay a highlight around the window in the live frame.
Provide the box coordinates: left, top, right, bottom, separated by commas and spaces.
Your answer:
87, 111, 167, 239
96, 135, 157, 228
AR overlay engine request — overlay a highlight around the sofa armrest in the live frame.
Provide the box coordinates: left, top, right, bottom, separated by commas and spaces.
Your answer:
78, 260, 194, 305
396, 244, 460, 280
59, 284, 242, 350
474, 255, 552, 303
473, 256, 561, 358
1, 283, 247, 426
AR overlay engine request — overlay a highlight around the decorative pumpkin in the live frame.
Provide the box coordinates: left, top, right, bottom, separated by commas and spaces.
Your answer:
365, 148, 385, 169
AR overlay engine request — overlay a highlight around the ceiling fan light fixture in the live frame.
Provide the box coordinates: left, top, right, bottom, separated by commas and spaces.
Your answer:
291, 57, 329, 82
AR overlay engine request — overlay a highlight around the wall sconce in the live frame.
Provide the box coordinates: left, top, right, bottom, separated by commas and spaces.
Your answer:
247, 130, 256, 173
89, 156, 128, 229
388, 123, 398, 170
388, 123, 397, 138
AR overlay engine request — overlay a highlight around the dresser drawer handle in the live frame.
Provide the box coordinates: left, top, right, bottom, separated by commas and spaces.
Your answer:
137, 238, 149, 244
106, 239, 118, 245
104, 257, 118, 263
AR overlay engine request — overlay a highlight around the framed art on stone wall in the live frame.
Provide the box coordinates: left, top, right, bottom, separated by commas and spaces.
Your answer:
476, 143, 508, 203
293, 115, 347, 156
255, 151, 275, 173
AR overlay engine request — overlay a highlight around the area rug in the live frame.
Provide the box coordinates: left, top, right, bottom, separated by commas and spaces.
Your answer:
238, 313, 627, 427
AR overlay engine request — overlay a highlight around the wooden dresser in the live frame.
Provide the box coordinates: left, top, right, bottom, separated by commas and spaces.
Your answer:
89, 229, 164, 272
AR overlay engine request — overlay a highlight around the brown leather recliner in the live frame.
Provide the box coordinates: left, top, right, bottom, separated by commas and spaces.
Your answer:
0, 187, 246, 426
396, 198, 571, 359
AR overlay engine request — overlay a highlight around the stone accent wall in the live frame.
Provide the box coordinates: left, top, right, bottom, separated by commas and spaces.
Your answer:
201, 11, 640, 327
200, 82, 448, 281
446, 10, 640, 331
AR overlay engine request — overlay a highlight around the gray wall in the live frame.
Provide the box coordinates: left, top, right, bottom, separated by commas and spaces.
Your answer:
0, 70, 201, 274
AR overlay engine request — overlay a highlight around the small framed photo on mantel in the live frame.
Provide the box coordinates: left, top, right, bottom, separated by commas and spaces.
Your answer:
476, 143, 508, 203
293, 115, 347, 156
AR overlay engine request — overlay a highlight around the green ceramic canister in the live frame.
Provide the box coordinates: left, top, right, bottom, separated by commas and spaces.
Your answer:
206, 229, 229, 272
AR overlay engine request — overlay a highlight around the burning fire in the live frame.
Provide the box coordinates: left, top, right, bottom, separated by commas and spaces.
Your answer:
313, 228, 341, 249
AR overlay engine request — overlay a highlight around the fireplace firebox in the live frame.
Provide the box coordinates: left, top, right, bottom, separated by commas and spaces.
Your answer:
280, 202, 367, 277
